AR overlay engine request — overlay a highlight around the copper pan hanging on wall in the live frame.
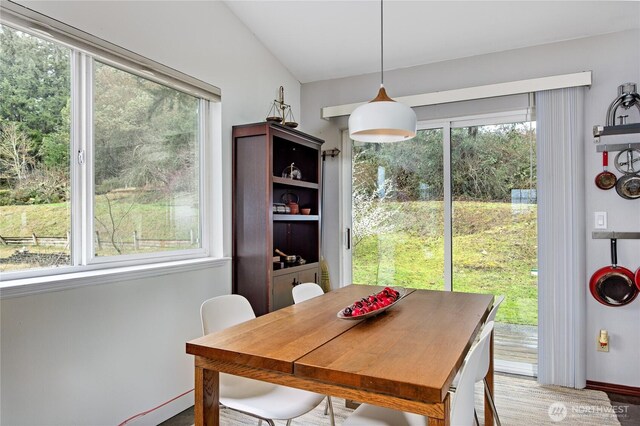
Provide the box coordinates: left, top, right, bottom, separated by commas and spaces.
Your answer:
595, 150, 617, 190
589, 239, 637, 307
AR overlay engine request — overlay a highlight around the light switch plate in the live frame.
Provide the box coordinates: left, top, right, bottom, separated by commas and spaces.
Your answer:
594, 212, 607, 229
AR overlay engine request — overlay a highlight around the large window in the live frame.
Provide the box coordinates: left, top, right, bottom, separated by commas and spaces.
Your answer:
0, 7, 219, 281
93, 62, 201, 258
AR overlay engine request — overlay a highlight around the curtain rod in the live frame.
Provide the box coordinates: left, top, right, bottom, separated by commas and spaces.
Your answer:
322, 71, 592, 119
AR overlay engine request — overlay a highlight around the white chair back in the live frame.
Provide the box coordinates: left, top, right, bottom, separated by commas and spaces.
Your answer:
292, 282, 324, 303
200, 294, 255, 335
200, 295, 274, 396
450, 321, 494, 426
475, 296, 504, 382
486, 295, 505, 323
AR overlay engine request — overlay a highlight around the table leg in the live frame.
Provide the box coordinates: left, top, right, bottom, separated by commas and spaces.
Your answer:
195, 366, 219, 426
427, 393, 450, 426
484, 330, 495, 426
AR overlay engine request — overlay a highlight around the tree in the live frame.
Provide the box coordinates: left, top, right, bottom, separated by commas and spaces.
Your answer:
353, 130, 444, 201
94, 193, 135, 255
0, 121, 35, 181
92, 62, 198, 195
351, 151, 399, 248
353, 124, 536, 204
0, 24, 70, 154
39, 99, 71, 169
1, 24, 197, 199
451, 123, 536, 201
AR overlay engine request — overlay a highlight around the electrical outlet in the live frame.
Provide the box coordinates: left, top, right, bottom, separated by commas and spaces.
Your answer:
597, 329, 609, 352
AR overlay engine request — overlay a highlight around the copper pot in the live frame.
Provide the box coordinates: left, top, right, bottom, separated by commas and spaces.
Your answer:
589, 239, 637, 307
595, 151, 617, 190
287, 202, 299, 215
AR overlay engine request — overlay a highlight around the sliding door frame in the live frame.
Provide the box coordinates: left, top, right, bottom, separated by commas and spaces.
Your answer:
340, 109, 534, 292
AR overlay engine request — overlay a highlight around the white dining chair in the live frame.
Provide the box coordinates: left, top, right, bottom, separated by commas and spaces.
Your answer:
291, 283, 335, 420
200, 295, 334, 426
292, 282, 325, 304
475, 296, 504, 425
343, 321, 495, 426
451, 295, 504, 425
486, 295, 505, 324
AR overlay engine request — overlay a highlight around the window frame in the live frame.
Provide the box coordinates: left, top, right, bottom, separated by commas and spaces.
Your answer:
0, 3, 224, 288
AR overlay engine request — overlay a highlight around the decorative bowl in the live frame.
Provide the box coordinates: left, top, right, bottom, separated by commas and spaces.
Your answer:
337, 287, 407, 320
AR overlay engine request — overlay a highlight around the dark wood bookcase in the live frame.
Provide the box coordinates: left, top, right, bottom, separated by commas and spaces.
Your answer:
232, 122, 324, 315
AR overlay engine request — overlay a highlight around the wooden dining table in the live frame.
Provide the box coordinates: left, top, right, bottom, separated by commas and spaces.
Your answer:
186, 285, 494, 426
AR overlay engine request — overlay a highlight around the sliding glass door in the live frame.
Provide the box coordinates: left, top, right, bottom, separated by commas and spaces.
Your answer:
451, 121, 537, 375
346, 113, 538, 375
351, 129, 445, 290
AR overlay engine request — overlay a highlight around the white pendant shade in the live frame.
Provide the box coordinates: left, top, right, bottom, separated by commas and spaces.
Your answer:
348, 1, 417, 143
349, 93, 417, 143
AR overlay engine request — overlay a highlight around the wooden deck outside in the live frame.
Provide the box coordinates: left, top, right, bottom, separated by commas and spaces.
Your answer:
493, 322, 538, 374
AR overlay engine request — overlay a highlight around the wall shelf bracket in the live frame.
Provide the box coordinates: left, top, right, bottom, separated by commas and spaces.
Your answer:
592, 231, 640, 240
594, 123, 640, 138
595, 142, 640, 152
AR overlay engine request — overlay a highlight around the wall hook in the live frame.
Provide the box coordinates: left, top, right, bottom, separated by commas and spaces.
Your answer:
322, 148, 341, 161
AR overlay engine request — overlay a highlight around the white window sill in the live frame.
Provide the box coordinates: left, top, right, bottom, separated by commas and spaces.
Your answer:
0, 257, 230, 299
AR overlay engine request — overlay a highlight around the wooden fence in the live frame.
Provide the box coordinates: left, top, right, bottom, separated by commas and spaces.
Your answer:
0, 231, 196, 249
0, 233, 70, 247
94, 230, 196, 250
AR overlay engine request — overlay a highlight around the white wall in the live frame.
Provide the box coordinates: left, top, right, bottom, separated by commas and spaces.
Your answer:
1, 1, 300, 424
301, 30, 640, 388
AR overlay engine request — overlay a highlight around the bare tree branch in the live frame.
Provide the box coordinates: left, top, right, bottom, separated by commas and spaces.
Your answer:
0, 122, 34, 181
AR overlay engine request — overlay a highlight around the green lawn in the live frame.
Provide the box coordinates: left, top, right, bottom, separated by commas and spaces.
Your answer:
353, 200, 538, 325
0, 193, 198, 269
0, 192, 198, 239
0, 202, 71, 236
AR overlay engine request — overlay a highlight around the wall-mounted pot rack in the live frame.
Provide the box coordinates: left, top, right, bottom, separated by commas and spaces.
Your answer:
593, 124, 640, 152
592, 83, 640, 150
596, 142, 640, 152
594, 123, 640, 138
592, 231, 640, 239
595, 142, 640, 153
592, 84, 640, 199
593, 123, 640, 152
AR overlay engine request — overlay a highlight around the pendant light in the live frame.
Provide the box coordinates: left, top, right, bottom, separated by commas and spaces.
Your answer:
348, 0, 417, 143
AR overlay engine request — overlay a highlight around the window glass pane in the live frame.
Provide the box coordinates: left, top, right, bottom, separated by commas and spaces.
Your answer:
451, 122, 537, 367
352, 129, 444, 289
0, 24, 72, 273
93, 62, 200, 257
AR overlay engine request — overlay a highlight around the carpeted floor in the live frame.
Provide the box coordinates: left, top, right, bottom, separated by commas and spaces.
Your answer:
473, 374, 619, 425
161, 374, 632, 425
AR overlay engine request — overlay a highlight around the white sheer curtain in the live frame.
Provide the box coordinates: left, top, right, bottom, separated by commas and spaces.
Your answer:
536, 87, 586, 388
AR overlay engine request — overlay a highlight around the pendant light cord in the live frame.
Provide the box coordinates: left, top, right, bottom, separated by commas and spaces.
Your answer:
380, 0, 384, 86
